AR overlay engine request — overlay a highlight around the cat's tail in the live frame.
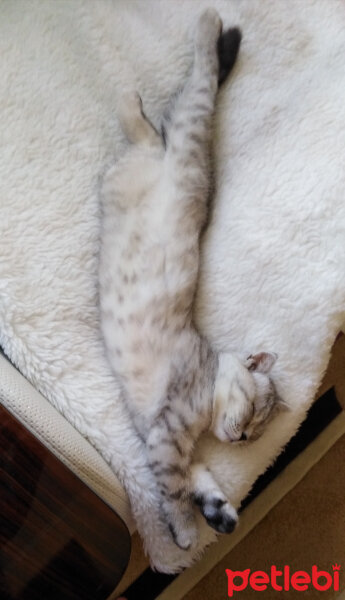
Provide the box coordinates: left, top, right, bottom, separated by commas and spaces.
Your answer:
217, 27, 242, 86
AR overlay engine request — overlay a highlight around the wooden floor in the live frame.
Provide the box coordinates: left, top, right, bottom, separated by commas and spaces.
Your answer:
0, 405, 131, 600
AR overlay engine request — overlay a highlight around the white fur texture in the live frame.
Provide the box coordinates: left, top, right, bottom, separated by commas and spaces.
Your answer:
0, 0, 344, 572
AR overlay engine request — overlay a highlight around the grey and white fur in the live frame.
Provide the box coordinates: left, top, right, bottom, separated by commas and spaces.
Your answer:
99, 9, 283, 550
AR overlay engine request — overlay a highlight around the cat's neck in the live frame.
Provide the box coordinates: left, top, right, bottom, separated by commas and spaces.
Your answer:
190, 329, 219, 426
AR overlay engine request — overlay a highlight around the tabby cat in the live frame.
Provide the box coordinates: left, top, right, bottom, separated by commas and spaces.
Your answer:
99, 9, 282, 550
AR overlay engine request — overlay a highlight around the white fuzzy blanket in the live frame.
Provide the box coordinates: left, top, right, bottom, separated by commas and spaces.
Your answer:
1, 0, 344, 572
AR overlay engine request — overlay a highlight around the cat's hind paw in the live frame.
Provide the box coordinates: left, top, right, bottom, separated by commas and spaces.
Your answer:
195, 9, 222, 54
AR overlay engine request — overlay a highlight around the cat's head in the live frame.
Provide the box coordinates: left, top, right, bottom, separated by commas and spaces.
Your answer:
211, 352, 284, 443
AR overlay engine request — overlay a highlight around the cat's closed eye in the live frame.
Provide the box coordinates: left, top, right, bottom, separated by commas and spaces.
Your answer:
212, 351, 282, 443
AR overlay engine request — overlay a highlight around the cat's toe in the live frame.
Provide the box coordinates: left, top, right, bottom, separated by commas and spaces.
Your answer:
206, 510, 237, 534
196, 495, 239, 535
196, 9, 222, 47
168, 520, 198, 551
198, 8, 222, 33
163, 498, 199, 550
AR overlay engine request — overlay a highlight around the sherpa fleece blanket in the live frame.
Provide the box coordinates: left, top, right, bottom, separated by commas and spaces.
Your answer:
1, 0, 344, 572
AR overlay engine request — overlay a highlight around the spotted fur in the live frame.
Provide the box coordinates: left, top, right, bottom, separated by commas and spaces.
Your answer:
99, 9, 282, 550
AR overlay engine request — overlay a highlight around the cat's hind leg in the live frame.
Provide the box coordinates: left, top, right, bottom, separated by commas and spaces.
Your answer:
191, 463, 238, 534
118, 91, 162, 148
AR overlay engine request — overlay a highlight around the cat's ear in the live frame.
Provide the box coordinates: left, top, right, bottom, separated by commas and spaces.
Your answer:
245, 352, 278, 374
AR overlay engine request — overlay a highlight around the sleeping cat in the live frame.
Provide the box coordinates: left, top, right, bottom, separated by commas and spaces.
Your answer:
99, 9, 283, 551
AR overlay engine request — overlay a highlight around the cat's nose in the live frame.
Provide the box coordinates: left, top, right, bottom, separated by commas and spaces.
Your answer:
239, 432, 247, 441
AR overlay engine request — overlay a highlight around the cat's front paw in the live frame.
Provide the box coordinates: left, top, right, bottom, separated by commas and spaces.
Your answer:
194, 493, 238, 534
168, 518, 198, 551
163, 501, 199, 551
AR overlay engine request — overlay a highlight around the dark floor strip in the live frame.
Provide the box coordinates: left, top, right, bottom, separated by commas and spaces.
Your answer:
241, 387, 341, 509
